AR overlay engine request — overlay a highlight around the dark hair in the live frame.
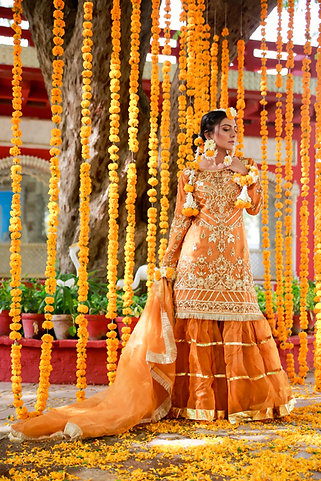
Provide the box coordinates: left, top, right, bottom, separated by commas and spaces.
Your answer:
199, 110, 227, 141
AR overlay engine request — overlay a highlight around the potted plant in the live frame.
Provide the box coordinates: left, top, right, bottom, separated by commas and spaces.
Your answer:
84, 277, 109, 340
52, 274, 78, 339
21, 279, 47, 339
0, 279, 12, 336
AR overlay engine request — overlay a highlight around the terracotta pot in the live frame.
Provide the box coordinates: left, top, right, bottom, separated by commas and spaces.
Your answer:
115, 316, 139, 338
0, 310, 11, 336
21, 313, 45, 339
52, 314, 74, 340
85, 314, 109, 340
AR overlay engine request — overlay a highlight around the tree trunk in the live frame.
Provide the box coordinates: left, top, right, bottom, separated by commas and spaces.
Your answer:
22, 0, 276, 278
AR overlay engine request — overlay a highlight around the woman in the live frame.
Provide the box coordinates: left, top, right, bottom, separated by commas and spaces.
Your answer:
10, 109, 293, 441
163, 109, 294, 422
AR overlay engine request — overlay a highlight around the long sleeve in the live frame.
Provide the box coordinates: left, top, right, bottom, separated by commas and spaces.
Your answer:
245, 158, 263, 216
161, 170, 192, 271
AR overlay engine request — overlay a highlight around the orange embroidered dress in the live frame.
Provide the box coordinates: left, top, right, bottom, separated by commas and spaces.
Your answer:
10, 159, 293, 441
163, 159, 294, 422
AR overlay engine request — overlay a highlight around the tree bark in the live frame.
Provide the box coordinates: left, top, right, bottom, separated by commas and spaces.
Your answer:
22, 0, 276, 278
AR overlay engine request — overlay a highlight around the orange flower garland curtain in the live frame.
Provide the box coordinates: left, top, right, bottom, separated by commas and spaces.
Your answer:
106, 0, 122, 382
314, 0, 321, 390
9, 0, 26, 420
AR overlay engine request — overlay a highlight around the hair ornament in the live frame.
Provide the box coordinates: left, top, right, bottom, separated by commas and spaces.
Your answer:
203, 139, 217, 159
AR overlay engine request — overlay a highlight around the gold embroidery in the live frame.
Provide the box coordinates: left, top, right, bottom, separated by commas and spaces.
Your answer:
162, 162, 263, 321
175, 336, 272, 347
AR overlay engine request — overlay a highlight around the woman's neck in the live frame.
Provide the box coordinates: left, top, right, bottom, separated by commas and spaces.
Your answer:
214, 148, 227, 164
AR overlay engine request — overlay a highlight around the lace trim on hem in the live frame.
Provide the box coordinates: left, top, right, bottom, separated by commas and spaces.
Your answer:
174, 368, 285, 382
169, 407, 226, 421
9, 427, 66, 443
170, 399, 295, 424
228, 398, 296, 424
175, 336, 273, 347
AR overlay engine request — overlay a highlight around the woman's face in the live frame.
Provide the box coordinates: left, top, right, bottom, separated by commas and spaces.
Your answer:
208, 118, 237, 151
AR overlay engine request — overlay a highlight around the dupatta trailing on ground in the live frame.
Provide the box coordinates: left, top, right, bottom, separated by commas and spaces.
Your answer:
10, 280, 177, 441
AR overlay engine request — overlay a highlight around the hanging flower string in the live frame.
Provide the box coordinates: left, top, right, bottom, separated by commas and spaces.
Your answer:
9, 0, 27, 420
259, 0, 274, 330
210, 32, 219, 110
274, 0, 286, 346
283, 0, 295, 345
158, 0, 172, 264
106, 0, 121, 382
35, 0, 66, 414
121, 0, 141, 351
296, 0, 312, 383
193, 0, 210, 132
146, 0, 160, 289
314, 0, 321, 391
184, 0, 196, 169
219, 27, 229, 109
235, 38, 245, 158
176, 1, 188, 177
75, 0, 94, 401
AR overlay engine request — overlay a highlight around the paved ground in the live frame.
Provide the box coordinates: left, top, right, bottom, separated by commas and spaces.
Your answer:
1, 372, 321, 480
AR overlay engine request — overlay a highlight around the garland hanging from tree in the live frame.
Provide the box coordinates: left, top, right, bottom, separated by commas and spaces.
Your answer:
158, 0, 172, 264
146, 0, 160, 289
235, 38, 245, 158
35, 0, 66, 413
185, 0, 196, 169
295, 0, 312, 383
176, 1, 188, 177
314, 0, 321, 391
121, 0, 141, 351
283, 0, 295, 345
106, 0, 121, 383
193, 0, 210, 132
210, 32, 219, 110
75, 0, 94, 400
219, 26, 229, 109
9, 0, 27, 420
259, 0, 274, 329
274, 0, 285, 345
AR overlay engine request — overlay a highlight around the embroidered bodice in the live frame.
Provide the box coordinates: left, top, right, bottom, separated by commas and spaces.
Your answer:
162, 158, 264, 321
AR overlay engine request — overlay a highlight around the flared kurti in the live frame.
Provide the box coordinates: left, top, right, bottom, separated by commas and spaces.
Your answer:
162, 158, 265, 321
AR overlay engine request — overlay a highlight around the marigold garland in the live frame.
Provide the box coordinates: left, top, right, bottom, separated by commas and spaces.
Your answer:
121, 0, 141, 352
75, 0, 93, 400
176, 2, 188, 177
186, 0, 196, 100
146, 0, 160, 289
314, 0, 321, 391
259, 0, 274, 331
35, 0, 66, 413
219, 27, 229, 109
121, 163, 137, 351
283, 0, 295, 344
158, 0, 171, 264
210, 33, 219, 110
127, 0, 141, 154
235, 39, 245, 158
192, 0, 210, 132
274, 0, 286, 346
295, 0, 312, 383
9, 0, 28, 420
106, 0, 121, 382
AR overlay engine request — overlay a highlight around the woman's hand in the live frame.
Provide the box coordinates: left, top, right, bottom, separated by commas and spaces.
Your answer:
228, 157, 248, 175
